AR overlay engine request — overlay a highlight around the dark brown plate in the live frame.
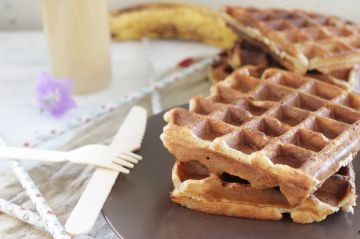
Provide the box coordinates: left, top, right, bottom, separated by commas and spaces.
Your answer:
103, 108, 360, 239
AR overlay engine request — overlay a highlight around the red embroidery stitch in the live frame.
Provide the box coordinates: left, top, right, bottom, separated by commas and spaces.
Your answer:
178, 58, 193, 68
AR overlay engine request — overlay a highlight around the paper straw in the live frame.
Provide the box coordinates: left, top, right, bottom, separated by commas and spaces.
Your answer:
26, 56, 215, 148
142, 39, 162, 114
0, 138, 49, 231
0, 198, 49, 232
0, 200, 42, 228
12, 160, 72, 239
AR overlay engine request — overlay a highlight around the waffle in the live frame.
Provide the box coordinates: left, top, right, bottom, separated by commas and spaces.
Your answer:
209, 41, 360, 93
171, 160, 356, 223
222, 6, 360, 74
161, 68, 360, 205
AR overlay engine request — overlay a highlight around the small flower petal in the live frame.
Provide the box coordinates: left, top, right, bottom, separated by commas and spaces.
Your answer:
50, 93, 76, 117
35, 72, 76, 118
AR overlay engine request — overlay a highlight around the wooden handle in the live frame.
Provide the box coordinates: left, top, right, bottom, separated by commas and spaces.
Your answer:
0, 146, 65, 163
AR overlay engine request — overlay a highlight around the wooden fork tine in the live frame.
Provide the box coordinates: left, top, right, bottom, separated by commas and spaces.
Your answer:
112, 158, 134, 168
109, 164, 130, 174
117, 154, 139, 164
120, 151, 142, 161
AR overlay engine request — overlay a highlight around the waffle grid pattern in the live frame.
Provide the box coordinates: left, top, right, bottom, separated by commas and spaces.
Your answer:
187, 69, 360, 168
224, 7, 360, 73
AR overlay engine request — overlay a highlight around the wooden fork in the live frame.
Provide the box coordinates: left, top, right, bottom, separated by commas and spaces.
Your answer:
0, 144, 142, 173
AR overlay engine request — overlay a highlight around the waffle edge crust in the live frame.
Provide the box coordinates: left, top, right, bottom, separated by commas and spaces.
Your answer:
170, 161, 356, 224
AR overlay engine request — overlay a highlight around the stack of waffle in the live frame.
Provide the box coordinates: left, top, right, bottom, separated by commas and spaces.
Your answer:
161, 6, 360, 223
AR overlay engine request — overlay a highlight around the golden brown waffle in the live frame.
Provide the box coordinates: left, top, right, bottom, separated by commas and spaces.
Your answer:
209, 41, 360, 93
222, 6, 360, 74
171, 160, 356, 223
161, 68, 360, 205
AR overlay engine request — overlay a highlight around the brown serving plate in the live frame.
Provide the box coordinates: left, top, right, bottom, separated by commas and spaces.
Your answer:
103, 106, 360, 239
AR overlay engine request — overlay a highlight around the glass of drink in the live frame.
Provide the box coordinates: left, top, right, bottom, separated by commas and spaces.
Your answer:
41, 0, 112, 94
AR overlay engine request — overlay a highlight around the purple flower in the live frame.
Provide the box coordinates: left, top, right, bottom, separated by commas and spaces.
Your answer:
36, 72, 76, 118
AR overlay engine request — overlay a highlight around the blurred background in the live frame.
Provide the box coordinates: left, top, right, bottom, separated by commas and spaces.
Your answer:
1, 0, 360, 30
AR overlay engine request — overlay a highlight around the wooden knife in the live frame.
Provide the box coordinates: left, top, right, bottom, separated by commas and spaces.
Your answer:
65, 106, 147, 235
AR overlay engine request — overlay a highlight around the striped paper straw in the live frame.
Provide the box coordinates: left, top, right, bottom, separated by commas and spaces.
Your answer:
0, 198, 49, 232
0, 138, 49, 232
142, 39, 162, 114
12, 160, 72, 239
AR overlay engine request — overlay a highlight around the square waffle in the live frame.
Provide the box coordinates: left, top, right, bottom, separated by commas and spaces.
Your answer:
161, 68, 360, 205
209, 40, 360, 93
171, 160, 356, 223
222, 6, 360, 74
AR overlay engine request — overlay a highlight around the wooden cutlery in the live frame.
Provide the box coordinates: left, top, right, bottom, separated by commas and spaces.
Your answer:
0, 144, 142, 172
65, 106, 147, 235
